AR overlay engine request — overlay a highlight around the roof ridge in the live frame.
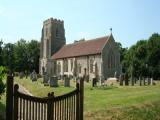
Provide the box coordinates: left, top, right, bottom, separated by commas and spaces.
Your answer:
64, 35, 108, 47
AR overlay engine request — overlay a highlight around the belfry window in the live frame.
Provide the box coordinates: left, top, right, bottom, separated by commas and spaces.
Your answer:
46, 28, 48, 36
56, 28, 59, 37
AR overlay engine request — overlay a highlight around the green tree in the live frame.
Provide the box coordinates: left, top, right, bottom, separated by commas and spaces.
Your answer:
147, 33, 160, 79
0, 66, 6, 98
26, 40, 40, 73
2, 43, 15, 71
14, 39, 28, 72
13, 39, 40, 73
123, 33, 160, 79
116, 42, 128, 73
0, 40, 3, 65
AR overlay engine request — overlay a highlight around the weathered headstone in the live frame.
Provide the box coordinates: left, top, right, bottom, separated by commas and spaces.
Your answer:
64, 76, 70, 87
106, 78, 118, 86
131, 78, 134, 86
31, 71, 37, 81
25, 71, 28, 78
85, 75, 89, 82
19, 72, 24, 79
50, 76, 58, 87
134, 78, 137, 84
30, 73, 33, 80
143, 78, 146, 85
92, 78, 97, 87
150, 78, 153, 85
43, 74, 49, 85
100, 75, 105, 86
147, 78, 150, 85
119, 74, 123, 86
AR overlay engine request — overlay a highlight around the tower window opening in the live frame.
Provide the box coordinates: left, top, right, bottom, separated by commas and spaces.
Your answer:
56, 28, 59, 37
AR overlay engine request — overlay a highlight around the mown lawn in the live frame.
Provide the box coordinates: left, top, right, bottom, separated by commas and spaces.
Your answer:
0, 93, 6, 120
0, 77, 160, 120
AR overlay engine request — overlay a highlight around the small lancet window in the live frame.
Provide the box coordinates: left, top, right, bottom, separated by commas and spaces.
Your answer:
56, 28, 59, 37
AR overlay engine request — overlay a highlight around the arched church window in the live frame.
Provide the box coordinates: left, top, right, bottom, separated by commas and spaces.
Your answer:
93, 61, 97, 73
70, 59, 73, 71
64, 59, 68, 72
54, 61, 57, 74
78, 64, 81, 73
57, 62, 61, 73
108, 49, 115, 69
46, 28, 48, 36
90, 59, 93, 73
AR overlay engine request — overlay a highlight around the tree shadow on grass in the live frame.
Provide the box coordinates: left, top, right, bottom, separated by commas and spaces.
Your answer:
0, 102, 6, 120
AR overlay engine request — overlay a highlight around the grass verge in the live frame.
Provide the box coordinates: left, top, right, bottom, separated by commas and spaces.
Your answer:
1, 77, 160, 119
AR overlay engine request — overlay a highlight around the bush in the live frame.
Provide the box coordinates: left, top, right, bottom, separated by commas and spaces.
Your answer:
0, 66, 6, 99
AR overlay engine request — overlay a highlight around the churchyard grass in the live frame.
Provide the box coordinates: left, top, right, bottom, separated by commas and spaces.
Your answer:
14, 77, 75, 96
0, 78, 6, 120
1, 77, 160, 119
0, 93, 6, 120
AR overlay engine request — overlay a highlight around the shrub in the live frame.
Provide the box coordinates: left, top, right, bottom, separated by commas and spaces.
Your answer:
0, 66, 6, 99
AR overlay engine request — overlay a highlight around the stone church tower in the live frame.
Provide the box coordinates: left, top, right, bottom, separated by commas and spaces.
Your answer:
39, 18, 66, 75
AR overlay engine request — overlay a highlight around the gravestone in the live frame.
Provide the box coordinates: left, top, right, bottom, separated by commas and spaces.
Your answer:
150, 78, 153, 85
30, 73, 32, 80
106, 78, 118, 86
43, 74, 49, 85
64, 76, 70, 87
31, 70, 37, 81
25, 71, 28, 78
19, 72, 24, 79
50, 76, 58, 87
131, 78, 134, 86
119, 74, 123, 86
134, 78, 137, 84
85, 75, 89, 82
92, 78, 97, 87
147, 78, 150, 85
143, 78, 146, 85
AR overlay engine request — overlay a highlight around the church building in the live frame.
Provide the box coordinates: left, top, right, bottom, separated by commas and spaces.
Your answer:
39, 18, 121, 81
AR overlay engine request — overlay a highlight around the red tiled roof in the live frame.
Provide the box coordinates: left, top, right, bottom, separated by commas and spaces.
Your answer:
52, 36, 109, 59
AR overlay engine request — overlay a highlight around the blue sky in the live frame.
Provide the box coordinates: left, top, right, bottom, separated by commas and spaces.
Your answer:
0, 0, 160, 47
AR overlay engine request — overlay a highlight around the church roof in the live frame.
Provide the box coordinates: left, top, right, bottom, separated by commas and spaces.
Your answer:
52, 36, 109, 59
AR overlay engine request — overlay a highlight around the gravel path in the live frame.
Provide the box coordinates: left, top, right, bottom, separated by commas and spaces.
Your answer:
14, 83, 33, 96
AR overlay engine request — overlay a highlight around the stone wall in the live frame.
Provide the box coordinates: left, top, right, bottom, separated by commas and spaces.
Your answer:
39, 18, 66, 75
56, 54, 102, 81
102, 34, 121, 79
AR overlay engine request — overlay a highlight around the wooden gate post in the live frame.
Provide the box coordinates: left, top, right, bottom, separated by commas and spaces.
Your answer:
6, 74, 14, 120
76, 83, 80, 120
47, 92, 54, 120
79, 76, 84, 120
14, 84, 19, 120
